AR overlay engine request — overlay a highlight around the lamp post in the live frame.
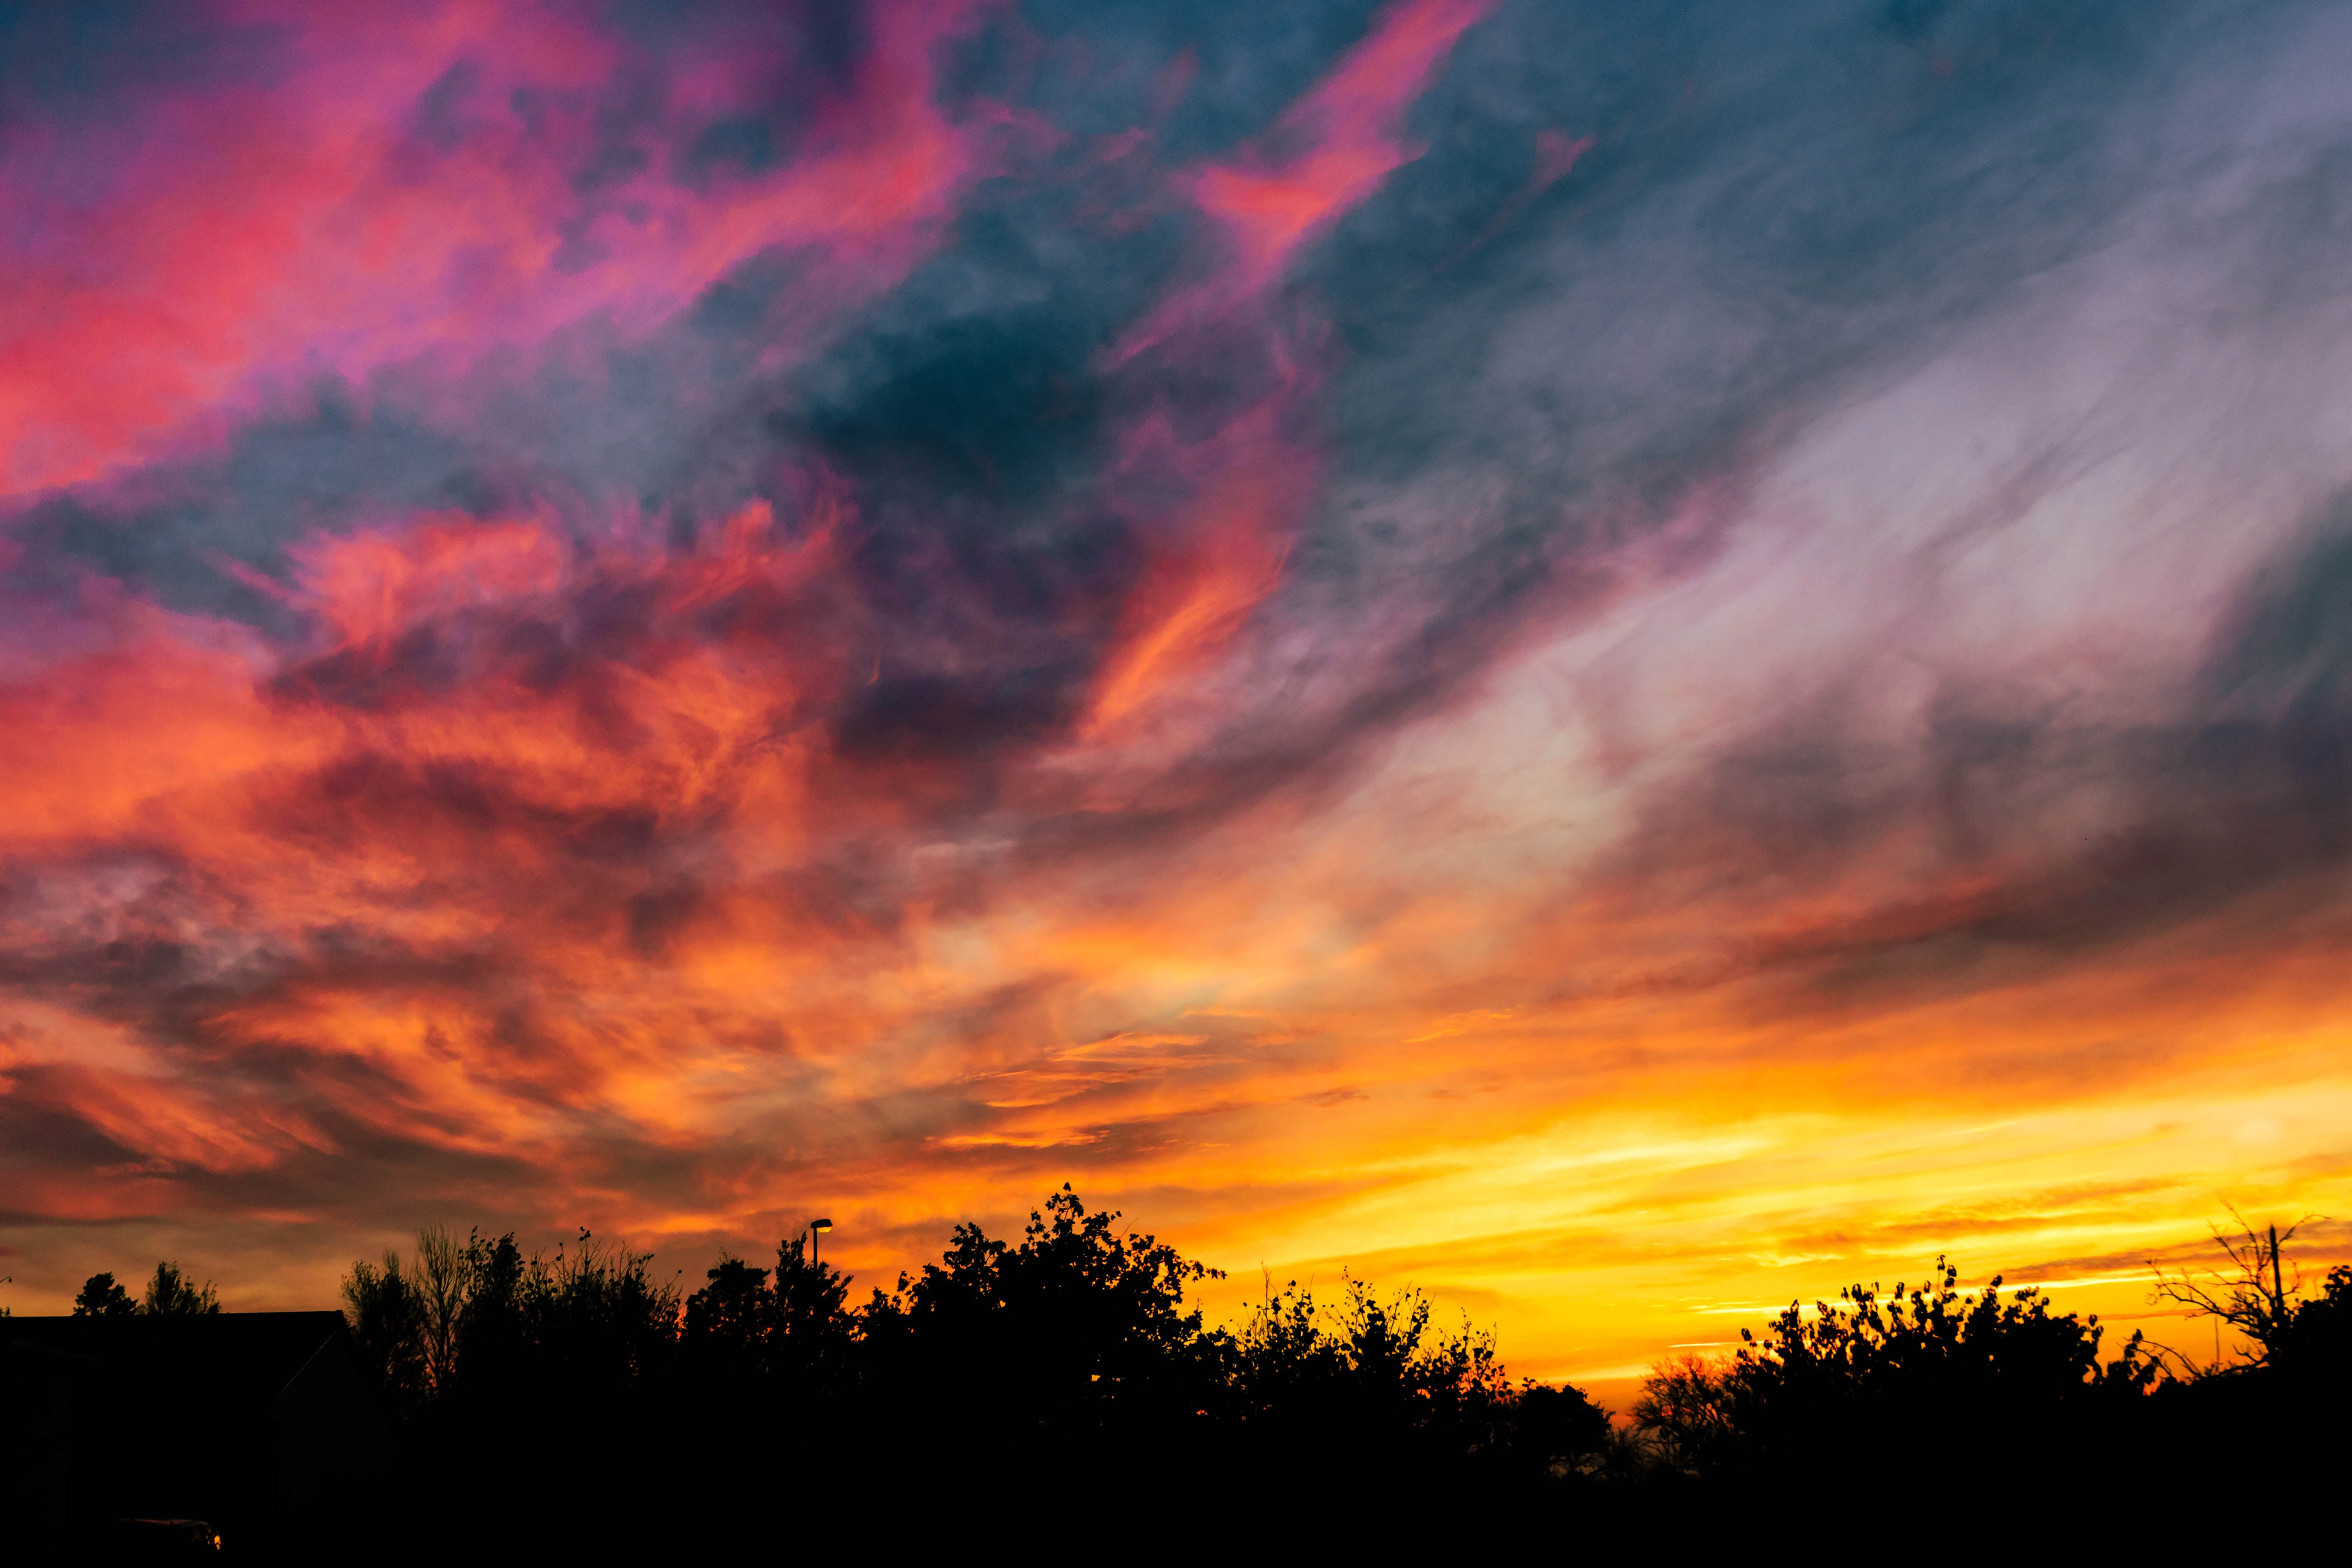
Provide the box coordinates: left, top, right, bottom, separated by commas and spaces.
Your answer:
811, 1216, 833, 1271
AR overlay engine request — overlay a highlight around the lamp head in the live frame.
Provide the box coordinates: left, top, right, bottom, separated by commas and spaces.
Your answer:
812, 1218, 833, 1233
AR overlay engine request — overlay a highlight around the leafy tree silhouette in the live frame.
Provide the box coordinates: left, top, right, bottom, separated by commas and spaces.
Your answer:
868, 1184, 1226, 1452
1510, 1380, 1614, 1475
439, 1228, 678, 1406
140, 1261, 219, 1315
342, 1251, 427, 1409
67, 1262, 222, 1314
336, 1221, 684, 1546
677, 1227, 852, 1384
770, 1228, 853, 1380
682, 1253, 771, 1362
1226, 1269, 1590, 1499
668, 1224, 858, 1515
72, 1271, 138, 1317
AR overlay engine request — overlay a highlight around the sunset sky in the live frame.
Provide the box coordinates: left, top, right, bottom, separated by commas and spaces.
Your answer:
5, 0, 2351, 1386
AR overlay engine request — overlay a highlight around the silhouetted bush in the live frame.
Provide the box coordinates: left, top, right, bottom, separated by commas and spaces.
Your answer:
1626, 1228, 2352, 1521
2277, 1262, 2352, 1371
1631, 1258, 2159, 1515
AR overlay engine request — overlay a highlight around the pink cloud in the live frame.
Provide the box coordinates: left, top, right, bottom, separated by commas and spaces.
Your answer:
0, 1, 988, 497
1116, 0, 1493, 361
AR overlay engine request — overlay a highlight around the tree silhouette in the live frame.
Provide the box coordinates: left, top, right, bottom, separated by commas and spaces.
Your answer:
342, 1251, 427, 1407
410, 1226, 469, 1392
72, 1271, 138, 1317
682, 1254, 771, 1362
1628, 1354, 1733, 1473
870, 1184, 1227, 1447
139, 1261, 220, 1315
2130, 1213, 2351, 1494
1225, 1269, 1587, 1495
679, 1227, 855, 1385
2147, 1207, 2317, 1368
1510, 1380, 1614, 1475
770, 1228, 853, 1380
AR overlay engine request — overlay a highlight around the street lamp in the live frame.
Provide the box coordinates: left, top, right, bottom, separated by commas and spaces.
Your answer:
810, 1217, 833, 1271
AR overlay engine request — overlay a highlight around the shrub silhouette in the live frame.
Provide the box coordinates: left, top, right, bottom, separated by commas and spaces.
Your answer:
1632, 1258, 2162, 1510
2276, 1262, 2352, 1370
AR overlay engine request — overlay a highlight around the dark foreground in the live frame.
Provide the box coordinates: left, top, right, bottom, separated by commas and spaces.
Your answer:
6, 1192, 2346, 1558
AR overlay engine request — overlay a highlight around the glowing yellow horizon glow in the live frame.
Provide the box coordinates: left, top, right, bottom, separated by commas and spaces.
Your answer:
6, 542, 2345, 1383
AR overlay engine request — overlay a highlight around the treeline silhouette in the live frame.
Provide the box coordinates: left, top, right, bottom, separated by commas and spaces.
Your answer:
68, 1262, 222, 1317
51, 1194, 2350, 1544
329, 1187, 1606, 1542
321, 1191, 2351, 1542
